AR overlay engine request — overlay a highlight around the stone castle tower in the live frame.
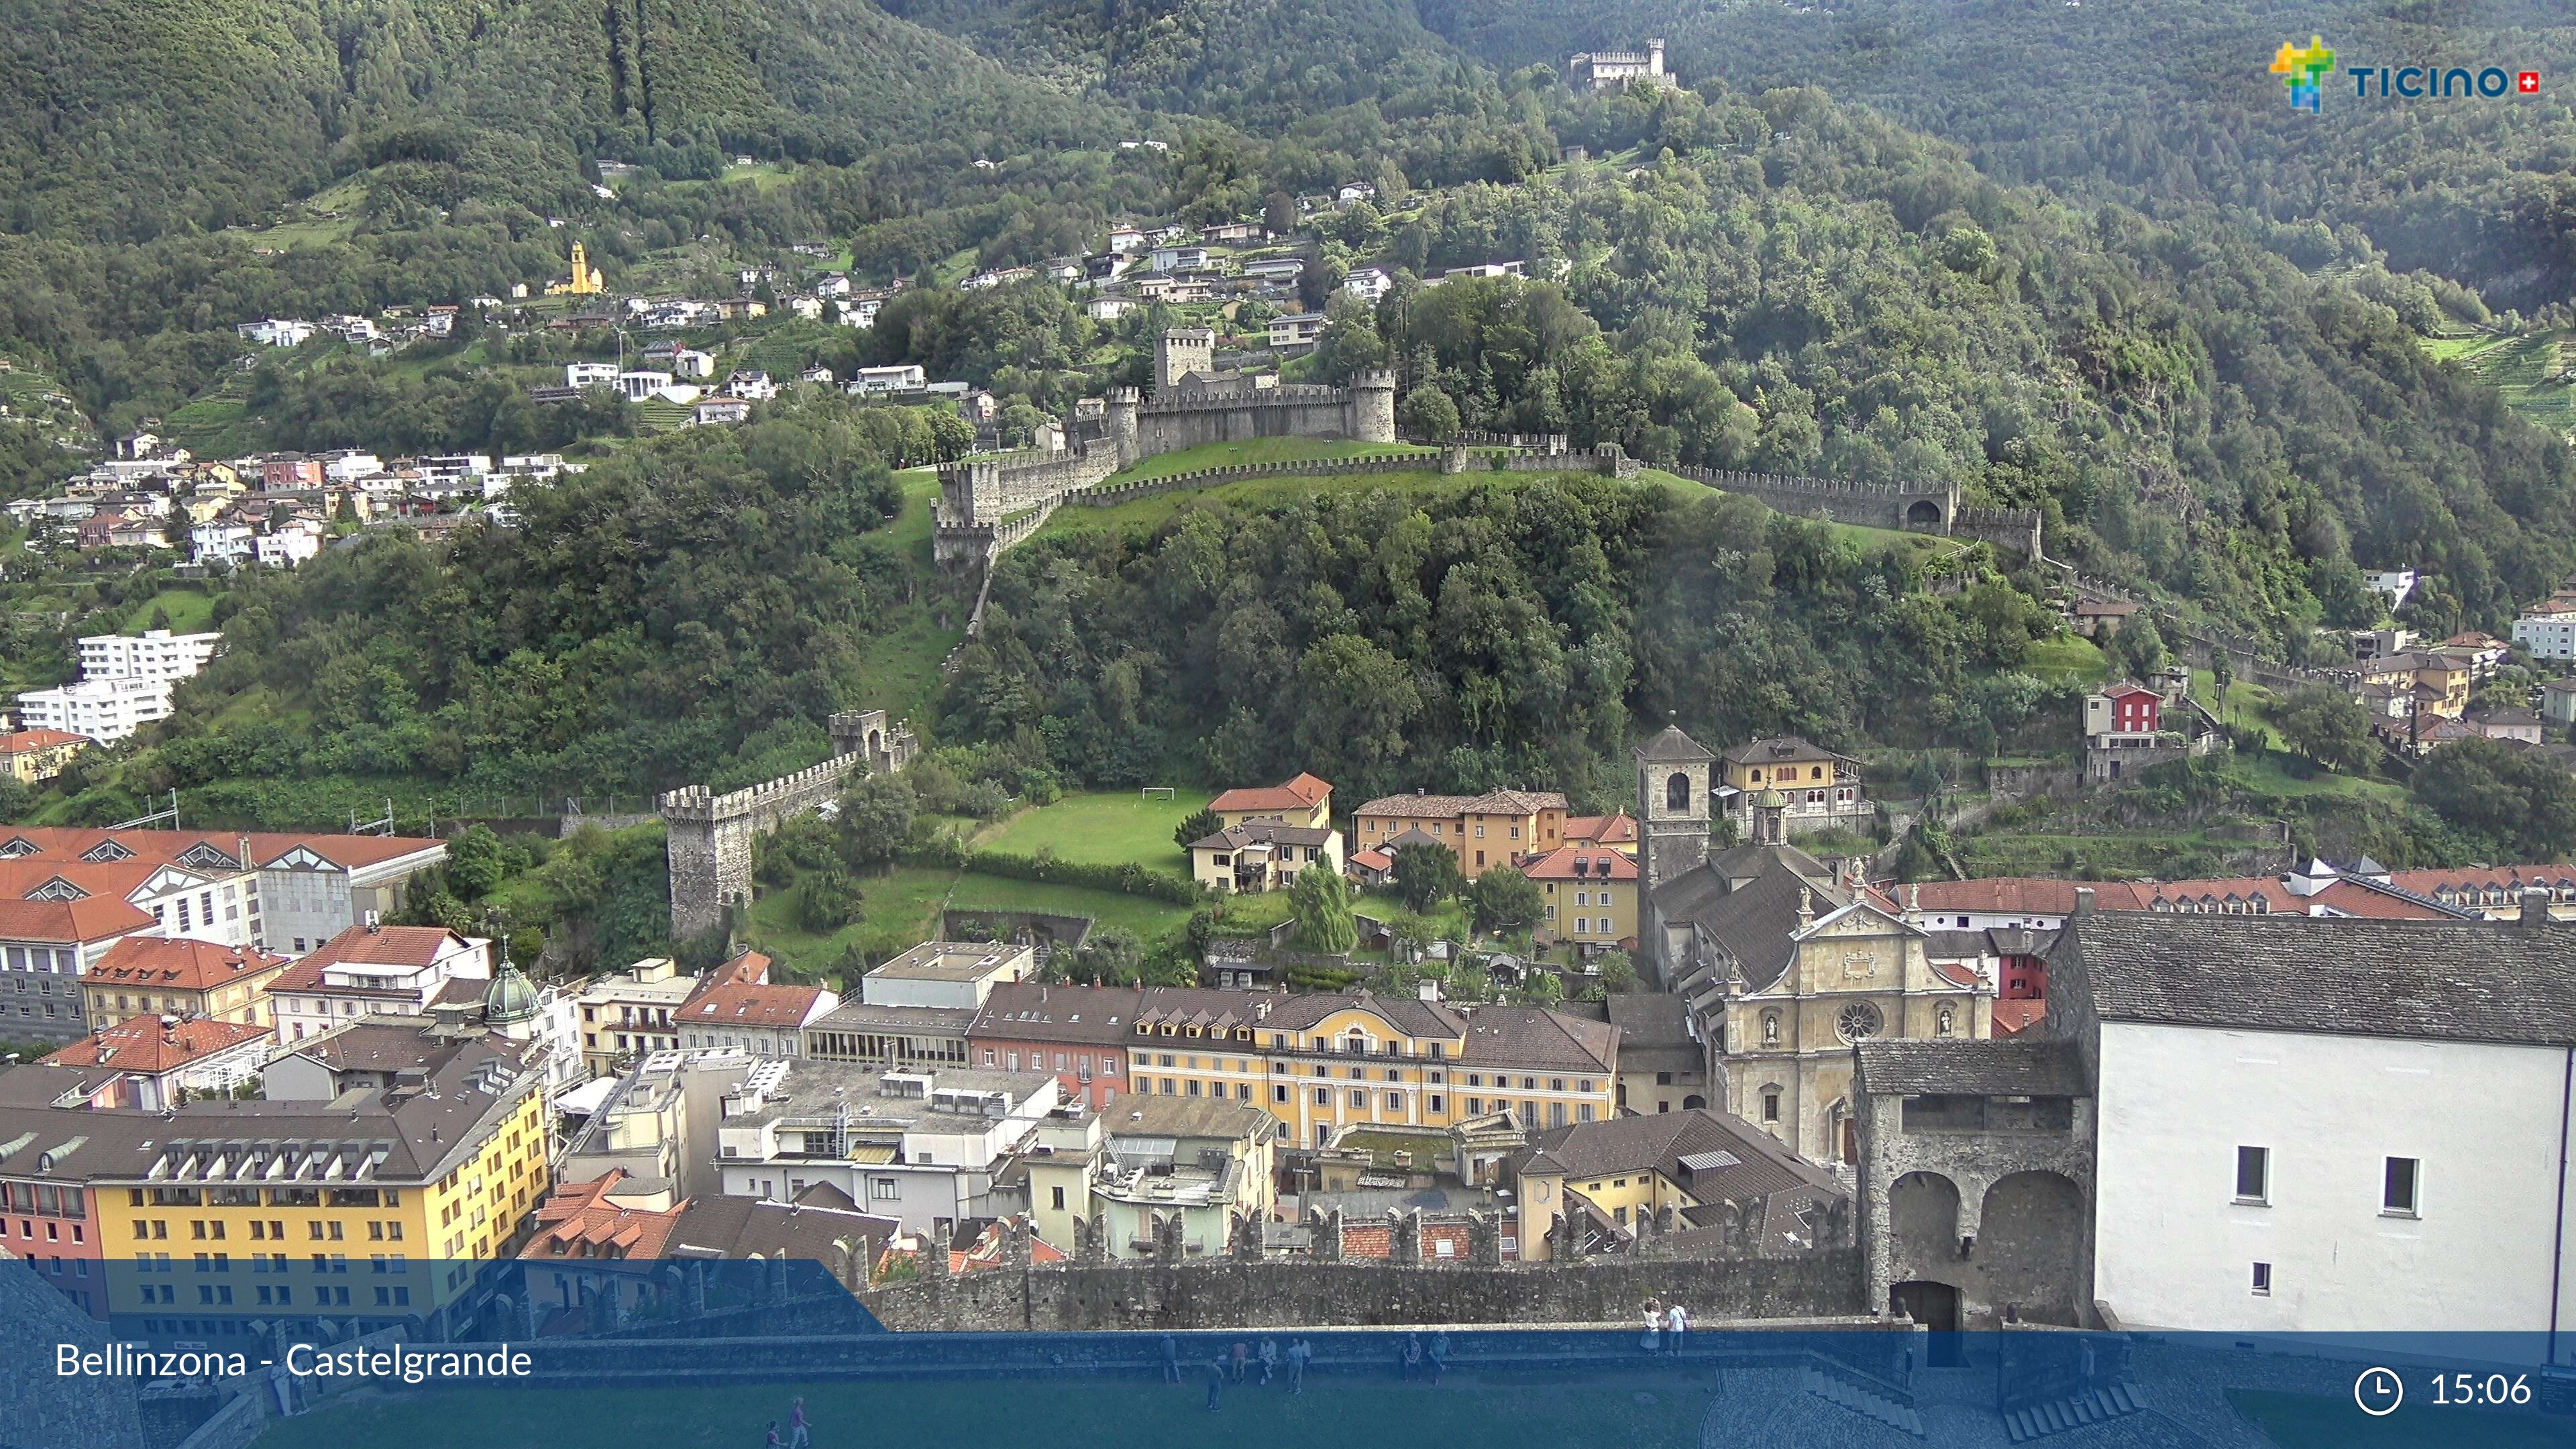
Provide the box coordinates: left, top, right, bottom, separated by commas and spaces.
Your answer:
1635, 721, 1715, 891
1350, 368, 1398, 442
1156, 329, 1218, 393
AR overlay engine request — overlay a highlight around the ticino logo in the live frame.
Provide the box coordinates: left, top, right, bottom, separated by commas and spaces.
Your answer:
2271, 35, 2540, 111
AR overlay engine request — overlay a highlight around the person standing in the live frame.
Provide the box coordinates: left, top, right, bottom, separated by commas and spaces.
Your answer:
1641, 1299, 1664, 1354
788, 1397, 811, 1449
1162, 1333, 1181, 1384
1428, 1332, 1448, 1384
1232, 1340, 1250, 1383
1287, 1336, 1311, 1394
1666, 1301, 1690, 1353
1402, 1334, 1424, 1381
1258, 1336, 1279, 1385
1205, 1352, 1228, 1411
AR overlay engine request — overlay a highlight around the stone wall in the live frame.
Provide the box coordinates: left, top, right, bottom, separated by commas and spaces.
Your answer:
657, 710, 915, 941
1856, 1090, 2095, 1330
857, 1252, 1862, 1332
1983, 761, 2079, 807
1672, 466, 1962, 533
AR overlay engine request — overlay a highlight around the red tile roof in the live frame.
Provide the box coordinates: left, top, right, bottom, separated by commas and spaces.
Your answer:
1562, 814, 1637, 846
520, 1172, 684, 1261
0, 729, 88, 755
1518, 845, 1638, 881
44, 1013, 270, 1073
298, 924, 474, 969
682, 981, 827, 1029
1990, 999, 2047, 1036
1904, 878, 2096, 916
701, 949, 773, 989
1210, 773, 1333, 814
85, 936, 286, 991
0, 896, 158, 943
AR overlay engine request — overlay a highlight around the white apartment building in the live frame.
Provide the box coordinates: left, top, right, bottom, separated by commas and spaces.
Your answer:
2514, 604, 2576, 663
254, 524, 323, 569
266, 922, 492, 1043
2070, 906, 2576, 1346
567, 362, 620, 388
714, 1061, 1061, 1232
79, 629, 221, 682
14, 676, 179, 743
859, 941, 1034, 1011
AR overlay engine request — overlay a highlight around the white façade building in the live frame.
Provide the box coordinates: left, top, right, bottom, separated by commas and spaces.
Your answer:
2053, 900, 2576, 1348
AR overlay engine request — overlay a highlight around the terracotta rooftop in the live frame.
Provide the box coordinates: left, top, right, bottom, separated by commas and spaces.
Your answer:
84, 936, 287, 991
1518, 845, 1638, 881
0, 729, 88, 754
44, 1013, 272, 1075
521, 1171, 684, 1261
0, 895, 157, 942
1208, 773, 1332, 814
682, 980, 828, 1029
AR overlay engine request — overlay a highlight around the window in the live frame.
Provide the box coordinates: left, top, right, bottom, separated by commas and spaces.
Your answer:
1385, 1091, 1403, 1110
1314, 1087, 1330, 1106
1274, 1083, 1289, 1103
2250, 1262, 2272, 1295
1348, 1089, 1366, 1108
1665, 772, 1690, 810
2234, 1146, 2269, 1204
1761, 1090, 1780, 1123
1051, 1185, 1066, 1211
869, 1178, 899, 1201
2382, 1157, 2420, 1216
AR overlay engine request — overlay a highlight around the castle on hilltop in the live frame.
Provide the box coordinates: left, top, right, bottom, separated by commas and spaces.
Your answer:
1568, 40, 1666, 91
933, 329, 1395, 564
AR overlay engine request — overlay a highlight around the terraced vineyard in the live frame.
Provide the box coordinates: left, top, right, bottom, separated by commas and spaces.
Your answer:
2423, 326, 2576, 440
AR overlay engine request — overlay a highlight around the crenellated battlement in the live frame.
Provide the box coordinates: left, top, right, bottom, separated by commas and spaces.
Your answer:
658, 706, 916, 940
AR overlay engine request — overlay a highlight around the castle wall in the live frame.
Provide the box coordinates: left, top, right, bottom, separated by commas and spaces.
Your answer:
1671, 466, 1960, 533
659, 711, 914, 941
859, 1252, 1862, 1332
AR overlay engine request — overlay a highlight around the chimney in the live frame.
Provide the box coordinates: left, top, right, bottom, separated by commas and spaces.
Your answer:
2520, 886, 2551, 927
237, 834, 254, 871
2073, 887, 2095, 919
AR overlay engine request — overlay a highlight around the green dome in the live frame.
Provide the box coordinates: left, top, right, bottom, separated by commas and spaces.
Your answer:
483, 958, 541, 1026
1752, 787, 1790, 810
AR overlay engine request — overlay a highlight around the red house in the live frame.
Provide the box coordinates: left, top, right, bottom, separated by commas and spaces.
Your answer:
2085, 681, 2162, 737
966, 981, 1142, 1111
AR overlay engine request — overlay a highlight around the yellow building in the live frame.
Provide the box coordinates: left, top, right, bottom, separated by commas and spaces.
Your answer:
1, 727, 89, 783
80, 936, 291, 1030
1119, 987, 1619, 1150
85, 1033, 551, 1334
2356, 651, 2471, 720
1508, 1106, 1843, 1261
1351, 789, 1570, 878
1519, 844, 1638, 948
1186, 821, 1343, 894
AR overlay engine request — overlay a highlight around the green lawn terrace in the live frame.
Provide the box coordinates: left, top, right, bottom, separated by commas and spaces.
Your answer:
979, 786, 1216, 873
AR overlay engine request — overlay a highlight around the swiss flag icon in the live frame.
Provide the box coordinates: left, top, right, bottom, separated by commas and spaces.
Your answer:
2519, 71, 2542, 93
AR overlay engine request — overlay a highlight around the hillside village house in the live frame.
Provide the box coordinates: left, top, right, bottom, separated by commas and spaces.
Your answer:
677, 949, 838, 1056
0, 896, 162, 1042
576, 955, 698, 1075
1518, 844, 1638, 951
1188, 821, 1344, 894
0, 728, 88, 783
1352, 788, 1570, 878
1208, 773, 1332, 829
78, 936, 288, 1030
1715, 736, 1871, 842
2353, 650, 2471, 719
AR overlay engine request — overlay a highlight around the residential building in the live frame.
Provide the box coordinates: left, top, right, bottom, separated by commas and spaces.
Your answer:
1267, 312, 1327, 349
1637, 724, 1988, 1163
2067, 598, 2138, 639
253, 523, 323, 569
966, 981, 1138, 1111
2514, 600, 2576, 662
1240, 257, 1303, 283
802, 998, 973, 1075
236, 318, 315, 347
78, 936, 288, 1031
1106, 227, 1148, 254
1509, 1106, 1840, 1261
2438, 630, 2510, 681
1148, 246, 1210, 274
1715, 736, 1870, 842
1342, 266, 1393, 303
849, 364, 927, 395
41, 1014, 273, 1110
675, 949, 837, 1056
614, 370, 674, 401
712, 1061, 1061, 1234
857, 940, 1034, 1010
1187, 821, 1343, 893
2353, 651, 2470, 719
559, 1046, 755, 1208
266, 922, 491, 1043
1, 728, 88, 783
2465, 704, 2544, 744
1350, 788, 1570, 877
2056, 902, 2576, 1336
0, 1028, 549, 1341
574, 956, 696, 1076
2542, 677, 2576, 729
2363, 568, 2420, 608
692, 398, 751, 427
518, 1169, 896, 1320
251, 833, 449, 955
566, 362, 619, 388
1209, 772, 1334, 830
0, 897, 163, 1042
12, 676, 178, 743
1518, 844, 1638, 949
1057, 1095, 1279, 1260
1560, 814, 1638, 855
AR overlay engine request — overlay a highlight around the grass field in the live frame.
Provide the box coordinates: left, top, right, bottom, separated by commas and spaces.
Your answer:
1102, 437, 1436, 484
979, 788, 1214, 871
2022, 635, 2112, 686
2422, 325, 2576, 438
2226, 1389, 2567, 1449
121, 586, 219, 633
251, 1371, 1714, 1449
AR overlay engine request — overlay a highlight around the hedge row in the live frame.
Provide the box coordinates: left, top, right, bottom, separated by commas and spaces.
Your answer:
897, 842, 1205, 905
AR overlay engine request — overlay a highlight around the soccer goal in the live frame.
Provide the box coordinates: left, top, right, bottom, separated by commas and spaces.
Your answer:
1140, 786, 1178, 800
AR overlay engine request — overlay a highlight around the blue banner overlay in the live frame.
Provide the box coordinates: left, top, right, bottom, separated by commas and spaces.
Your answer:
7, 1258, 2573, 1449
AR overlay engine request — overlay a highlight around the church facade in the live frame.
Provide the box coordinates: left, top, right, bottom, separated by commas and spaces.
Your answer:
1634, 723, 1992, 1164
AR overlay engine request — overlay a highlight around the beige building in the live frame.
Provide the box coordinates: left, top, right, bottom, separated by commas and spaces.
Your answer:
1351, 788, 1570, 878
0, 727, 89, 782
1509, 1106, 1841, 1261
78, 934, 290, 1029
1519, 844, 1638, 948
1637, 724, 1990, 1164
1208, 773, 1333, 830
575, 956, 698, 1076
1026, 1095, 1279, 1259
1187, 821, 1342, 893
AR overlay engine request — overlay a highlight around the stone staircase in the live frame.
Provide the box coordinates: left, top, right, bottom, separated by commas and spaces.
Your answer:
2001, 1382, 2150, 1442
1801, 1364, 1925, 1436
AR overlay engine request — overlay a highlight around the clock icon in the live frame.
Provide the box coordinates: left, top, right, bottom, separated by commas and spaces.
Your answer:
2354, 1366, 2404, 1417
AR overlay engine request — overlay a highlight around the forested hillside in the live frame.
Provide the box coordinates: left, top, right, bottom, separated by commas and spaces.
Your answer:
0, 0, 1127, 240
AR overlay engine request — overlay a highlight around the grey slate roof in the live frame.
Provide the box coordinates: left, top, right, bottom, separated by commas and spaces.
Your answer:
1854, 1038, 2088, 1097
1511, 1107, 1841, 1208
2060, 912, 2576, 1046
1651, 845, 1849, 991
1634, 723, 1716, 763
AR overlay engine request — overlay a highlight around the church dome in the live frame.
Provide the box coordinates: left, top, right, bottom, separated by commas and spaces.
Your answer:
483, 957, 541, 1026
1752, 787, 1790, 810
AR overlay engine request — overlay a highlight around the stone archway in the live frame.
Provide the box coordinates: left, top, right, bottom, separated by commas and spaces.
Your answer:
1905, 498, 1944, 529
1977, 1170, 2086, 1326
1890, 1169, 1962, 1270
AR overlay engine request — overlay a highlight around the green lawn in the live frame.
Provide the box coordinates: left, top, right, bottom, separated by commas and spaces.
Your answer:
2421, 325, 2576, 438
2022, 634, 2112, 686
253, 1373, 1713, 1449
121, 586, 219, 633
980, 788, 1215, 871
745, 864, 961, 979
1103, 437, 1435, 484
947, 872, 1202, 938
1045, 470, 1485, 539
2226, 1388, 2568, 1449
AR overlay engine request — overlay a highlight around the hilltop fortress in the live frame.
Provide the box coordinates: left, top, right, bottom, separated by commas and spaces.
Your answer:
934, 330, 1395, 564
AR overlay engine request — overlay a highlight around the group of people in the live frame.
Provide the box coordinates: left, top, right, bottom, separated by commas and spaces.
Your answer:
1640, 1299, 1691, 1353
1166, 1333, 1319, 1407
1396, 1332, 1449, 1382
761, 1397, 813, 1448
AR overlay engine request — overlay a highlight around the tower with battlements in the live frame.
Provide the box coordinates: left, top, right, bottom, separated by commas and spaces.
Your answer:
1155, 329, 1218, 393
658, 710, 916, 941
